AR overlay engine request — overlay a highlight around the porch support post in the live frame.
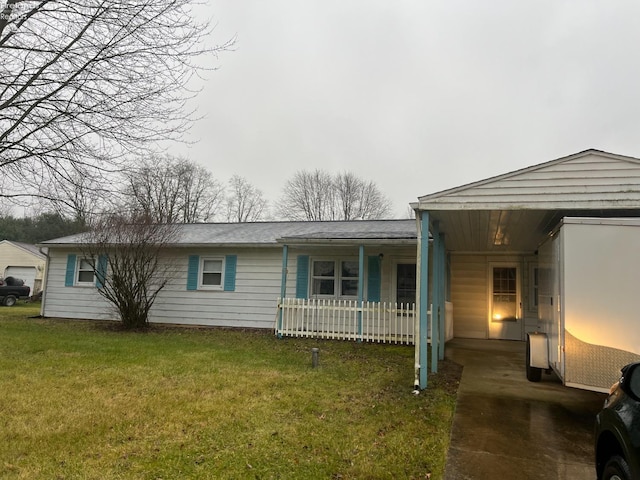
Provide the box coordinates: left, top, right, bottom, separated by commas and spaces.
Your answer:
357, 244, 364, 341
278, 244, 288, 338
438, 232, 446, 361
431, 221, 441, 374
417, 211, 430, 389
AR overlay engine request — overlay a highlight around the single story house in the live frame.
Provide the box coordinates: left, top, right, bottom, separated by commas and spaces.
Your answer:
39, 149, 640, 389
40, 219, 427, 333
0, 240, 47, 294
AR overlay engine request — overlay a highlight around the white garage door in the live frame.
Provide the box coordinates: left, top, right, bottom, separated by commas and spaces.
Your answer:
4, 266, 37, 293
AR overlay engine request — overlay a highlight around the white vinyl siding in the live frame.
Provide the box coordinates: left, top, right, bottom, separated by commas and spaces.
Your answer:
42, 245, 417, 330
418, 152, 640, 209
450, 254, 487, 339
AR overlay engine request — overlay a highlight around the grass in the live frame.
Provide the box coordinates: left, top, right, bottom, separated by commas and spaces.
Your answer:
0, 303, 459, 479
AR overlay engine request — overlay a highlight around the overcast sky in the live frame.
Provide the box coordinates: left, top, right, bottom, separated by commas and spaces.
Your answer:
172, 0, 640, 217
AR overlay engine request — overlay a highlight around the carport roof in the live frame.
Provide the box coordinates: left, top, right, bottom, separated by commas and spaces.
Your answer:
413, 149, 640, 253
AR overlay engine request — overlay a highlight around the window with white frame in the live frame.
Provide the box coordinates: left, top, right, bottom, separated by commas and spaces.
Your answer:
200, 257, 224, 289
311, 259, 359, 298
529, 266, 539, 311
341, 261, 359, 296
76, 258, 95, 285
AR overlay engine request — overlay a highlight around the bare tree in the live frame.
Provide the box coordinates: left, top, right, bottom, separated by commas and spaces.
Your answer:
334, 171, 392, 220
225, 175, 267, 222
123, 155, 225, 223
275, 170, 335, 221
0, 0, 232, 206
80, 214, 178, 329
276, 170, 393, 220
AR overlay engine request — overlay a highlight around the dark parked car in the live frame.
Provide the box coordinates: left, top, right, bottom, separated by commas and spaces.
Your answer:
0, 277, 31, 306
595, 362, 640, 480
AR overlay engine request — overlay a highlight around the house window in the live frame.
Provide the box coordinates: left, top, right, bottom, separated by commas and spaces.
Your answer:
396, 263, 417, 305
312, 260, 335, 296
311, 259, 359, 298
529, 266, 539, 311
76, 258, 95, 285
341, 261, 359, 296
200, 257, 224, 289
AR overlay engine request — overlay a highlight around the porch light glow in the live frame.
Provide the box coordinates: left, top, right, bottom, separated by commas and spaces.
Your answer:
493, 211, 511, 246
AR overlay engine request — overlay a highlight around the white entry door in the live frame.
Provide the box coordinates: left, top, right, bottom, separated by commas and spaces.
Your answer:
488, 264, 522, 340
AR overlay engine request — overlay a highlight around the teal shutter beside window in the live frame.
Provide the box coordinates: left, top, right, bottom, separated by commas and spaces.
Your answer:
96, 255, 108, 289
65, 254, 76, 287
224, 255, 237, 291
187, 255, 199, 291
296, 255, 309, 299
367, 256, 381, 302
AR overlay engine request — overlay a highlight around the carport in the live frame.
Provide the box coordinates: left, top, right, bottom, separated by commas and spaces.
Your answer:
412, 149, 640, 389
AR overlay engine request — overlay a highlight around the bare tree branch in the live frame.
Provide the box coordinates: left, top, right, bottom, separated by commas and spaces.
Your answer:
122, 155, 224, 223
276, 170, 392, 220
0, 0, 232, 206
225, 175, 267, 222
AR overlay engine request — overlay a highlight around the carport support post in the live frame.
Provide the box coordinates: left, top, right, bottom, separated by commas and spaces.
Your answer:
438, 233, 446, 361
357, 244, 364, 342
417, 211, 430, 389
278, 244, 288, 338
431, 221, 441, 374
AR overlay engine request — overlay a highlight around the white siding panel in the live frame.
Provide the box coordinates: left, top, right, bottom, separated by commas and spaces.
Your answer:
44, 245, 417, 330
450, 254, 487, 339
421, 153, 640, 209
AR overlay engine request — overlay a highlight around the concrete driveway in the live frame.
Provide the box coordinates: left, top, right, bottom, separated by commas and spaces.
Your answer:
443, 339, 607, 480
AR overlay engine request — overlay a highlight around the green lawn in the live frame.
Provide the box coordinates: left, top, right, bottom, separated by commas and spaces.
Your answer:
0, 303, 459, 479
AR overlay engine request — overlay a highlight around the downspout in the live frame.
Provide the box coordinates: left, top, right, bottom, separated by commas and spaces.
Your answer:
357, 244, 364, 342
278, 244, 288, 338
38, 246, 50, 318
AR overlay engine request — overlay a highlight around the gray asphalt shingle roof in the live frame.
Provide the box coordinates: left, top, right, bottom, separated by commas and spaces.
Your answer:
41, 219, 417, 247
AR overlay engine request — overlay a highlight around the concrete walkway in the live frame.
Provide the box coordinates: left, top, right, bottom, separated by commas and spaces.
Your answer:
443, 339, 606, 480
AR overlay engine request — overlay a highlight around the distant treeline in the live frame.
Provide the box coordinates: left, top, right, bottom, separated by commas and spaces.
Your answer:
0, 213, 87, 244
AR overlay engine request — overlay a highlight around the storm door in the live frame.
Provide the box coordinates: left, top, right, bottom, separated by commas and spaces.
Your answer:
489, 264, 522, 340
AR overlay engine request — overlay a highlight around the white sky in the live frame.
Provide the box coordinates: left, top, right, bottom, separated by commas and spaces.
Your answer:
172, 0, 640, 218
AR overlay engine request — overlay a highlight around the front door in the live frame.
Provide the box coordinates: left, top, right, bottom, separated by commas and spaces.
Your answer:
489, 264, 522, 340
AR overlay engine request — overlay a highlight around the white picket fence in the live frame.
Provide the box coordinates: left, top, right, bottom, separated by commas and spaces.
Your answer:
276, 298, 420, 345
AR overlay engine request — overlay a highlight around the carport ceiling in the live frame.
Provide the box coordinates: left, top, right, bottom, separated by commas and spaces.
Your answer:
429, 208, 640, 253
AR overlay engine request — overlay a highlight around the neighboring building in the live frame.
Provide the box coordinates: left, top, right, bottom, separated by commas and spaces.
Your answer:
0, 240, 47, 294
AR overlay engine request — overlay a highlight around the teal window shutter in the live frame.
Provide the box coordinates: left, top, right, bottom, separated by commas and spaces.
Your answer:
95, 255, 108, 288
296, 255, 309, 299
224, 255, 237, 291
367, 256, 381, 302
187, 255, 199, 291
65, 254, 76, 287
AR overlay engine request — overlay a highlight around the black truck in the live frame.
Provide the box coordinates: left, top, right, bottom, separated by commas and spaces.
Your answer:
0, 277, 31, 306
